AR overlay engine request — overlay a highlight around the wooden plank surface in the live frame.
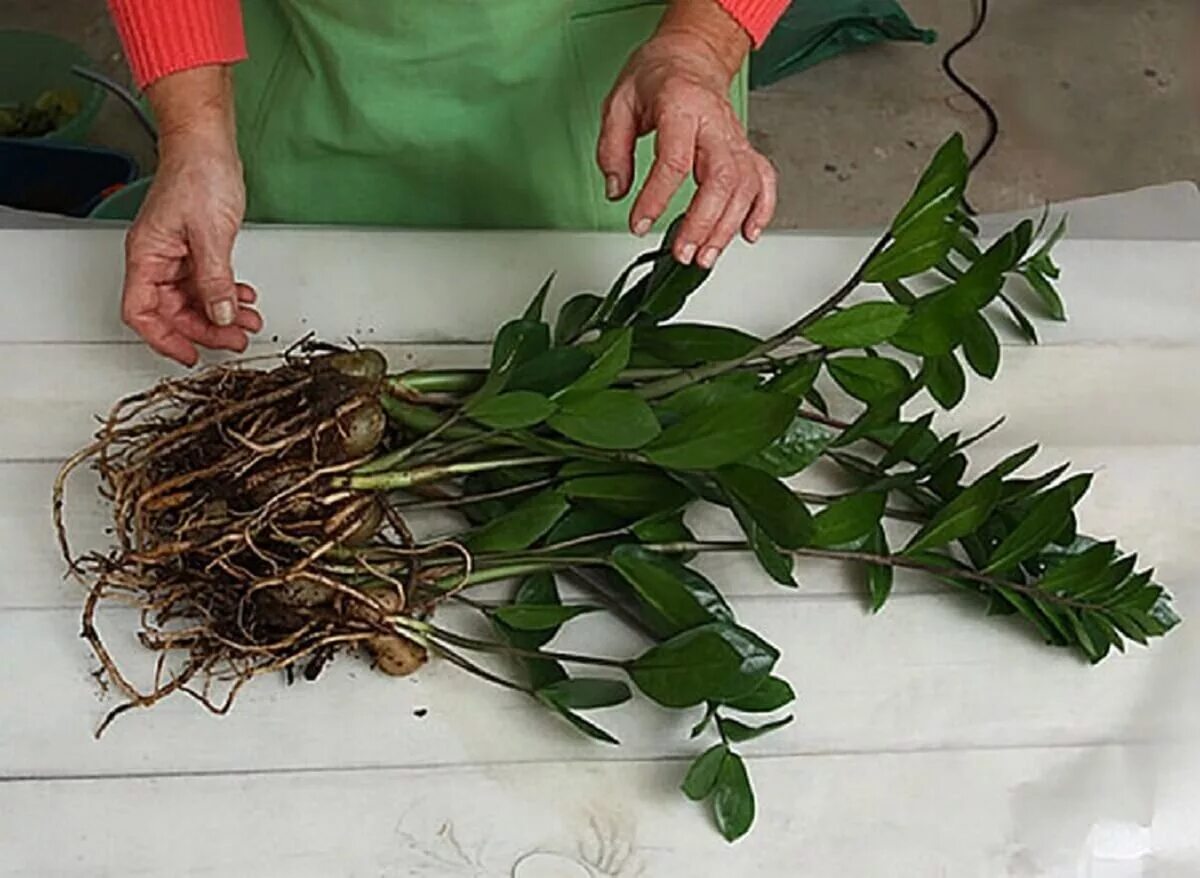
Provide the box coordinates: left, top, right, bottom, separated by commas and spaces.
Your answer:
1, 224, 1198, 875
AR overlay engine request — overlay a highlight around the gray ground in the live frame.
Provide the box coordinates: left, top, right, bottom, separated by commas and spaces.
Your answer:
3, 0, 1197, 228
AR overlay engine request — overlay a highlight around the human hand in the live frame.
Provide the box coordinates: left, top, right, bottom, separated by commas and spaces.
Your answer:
597, 3, 777, 268
121, 67, 261, 366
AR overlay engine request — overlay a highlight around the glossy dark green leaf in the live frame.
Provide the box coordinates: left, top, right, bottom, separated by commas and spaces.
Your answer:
468, 391, 555, 429
645, 391, 794, 470
610, 545, 733, 637
633, 324, 760, 367
490, 318, 550, 373
717, 715, 794, 743
506, 347, 594, 395
716, 464, 814, 549
554, 292, 602, 345
865, 525, 894, 612
523, 272, 555, 321
465, 492, 569, 552
928, 453, 967, 497
765, 356, 821, 398
596, 249, 660, 326
961, 313, 1001, 378
888, 133, 969, 238
722, 675, 796, 712
1037, 541, 1118, 595
631, 510, 694, 543
921, 353, 966, 409
628, 623, 779, 708
732, 504, 796, 587
548, 389, 660, 449
801, 302, 910, 348
1002, 295, 1039, 344
492, 572, 566, 687
562, 328, 631, 397
655, 372, 761, 422
536, 677, 631, 710
877, 413, 937, 469
682, 744, 727, 801
985, 487, 1074, 573
690, 703, 718, 739
882, 278, 917, 304
563, 472, 692, 517
811, 492, 886, 548
827, 356, 912, 403
1021, 266, 1067, 321
981, 444, 1040, 483
906, 474, 1001, 553
638, 257, 711, 323
747, 416, 834, 478
544, 505, 627, 545
540, 699, 620, 745
713, 753, 756, 842
492, 604, 600, 631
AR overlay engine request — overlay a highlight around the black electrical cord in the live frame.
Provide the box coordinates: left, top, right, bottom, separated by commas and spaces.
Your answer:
940, 0, 997, 211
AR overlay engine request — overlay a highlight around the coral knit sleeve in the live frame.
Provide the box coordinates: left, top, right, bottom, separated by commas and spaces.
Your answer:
106, 0, 247, 89
717, 0, 789, 47
107, 0, 787, 90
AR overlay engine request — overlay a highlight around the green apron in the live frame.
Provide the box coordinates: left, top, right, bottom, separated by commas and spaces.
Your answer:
234, 0, 747, 229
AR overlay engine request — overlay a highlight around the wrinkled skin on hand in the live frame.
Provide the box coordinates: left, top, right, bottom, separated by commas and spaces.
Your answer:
597, 29, 777, 269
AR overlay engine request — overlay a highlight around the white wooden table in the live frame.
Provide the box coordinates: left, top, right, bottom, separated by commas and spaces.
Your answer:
1, 214, 1199, 877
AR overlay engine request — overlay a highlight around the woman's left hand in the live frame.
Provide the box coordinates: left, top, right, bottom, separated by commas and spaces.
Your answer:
597, 7, 776, 269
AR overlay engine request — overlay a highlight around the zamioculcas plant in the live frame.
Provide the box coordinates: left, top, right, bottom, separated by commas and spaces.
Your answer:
56, 134, 1178, 841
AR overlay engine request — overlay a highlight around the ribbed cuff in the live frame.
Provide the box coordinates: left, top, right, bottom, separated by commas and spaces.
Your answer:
107, 0, 248, 89
717, 0, 789, 47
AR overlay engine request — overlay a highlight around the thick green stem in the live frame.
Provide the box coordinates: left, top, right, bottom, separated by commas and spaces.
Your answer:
345, 454, 556, 491
418, 622, 630, 669
387, 371, 486, 395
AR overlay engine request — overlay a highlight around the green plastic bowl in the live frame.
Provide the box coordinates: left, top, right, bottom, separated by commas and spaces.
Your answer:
90, 175, 152, 220
0, 30, 104, 142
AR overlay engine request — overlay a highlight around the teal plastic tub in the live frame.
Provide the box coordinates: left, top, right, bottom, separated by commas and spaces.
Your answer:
90, 176, 152, 220
0, 30, 104, 142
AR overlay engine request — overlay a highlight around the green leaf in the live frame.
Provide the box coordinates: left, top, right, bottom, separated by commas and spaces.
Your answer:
1002, 295, 1039, 344
722, 675, 796, 713
506, 347, 594, 395
865, 525, 894, 612
492, 572, 566, 688
1037, 541, 1118, 595
561, 328, 632, 397
628, 623, 779, 708
536, 677, 631, 710
716, 464, 814, 549
611, 545, 733, 637
554, 293, 601, 345
631, 509, 694, 543
524, 272, 555, 321
540, 699, 620, 745
656, 373, 760, 422
906, 474, 1001, 553
985, 487, 1075, 573
645, 391, 795, 470
1021, 266, 1067, 321
717, 715, 793, 743
961, 313, 1000, 379
922, 353, 966, 409
633, 324, 760, 367
682, 744, 727, 801
827, 356, 912, 403
468, 391, 555, 429
765, 357, 821, 398
732, 504, 796, 587
747, 416, 835, 478
544, 505, 626, 544
466, 492, 570, 552
562, 471, 692, 517
811, 492, 886, 549
597, 249, 660, 326
801, 302, 910, 349
548, 389, 661, 449
638, 256, 711, 323
882, 278, 918, 304
492, 604, 600, 631
877, 413, 937, 469
491, 318, 550, 373
889, 134, 969, 238
690, 703, 718, 739
713, 752, 756, 842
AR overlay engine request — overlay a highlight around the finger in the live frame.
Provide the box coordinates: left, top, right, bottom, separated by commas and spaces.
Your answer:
235, 305, 263, 334
122, 254, 198, 366
174, 309, 251, 353
697, 181, 758, 269
235, 282, 257, 305
629, 112, 698, 236
596, 87, 637, 201
187, 226, 240, 327
674, 131, 741, 264
125, 308, 199, 365
743, 157, 778, 243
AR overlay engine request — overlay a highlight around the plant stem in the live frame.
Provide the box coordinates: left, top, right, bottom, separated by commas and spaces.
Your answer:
427, 641, 532, 694
387, 371, 486, 395
636, 235, 893, 399
345, 454, 557, 491
393, 477, 559, 511
417, 622, 630, 669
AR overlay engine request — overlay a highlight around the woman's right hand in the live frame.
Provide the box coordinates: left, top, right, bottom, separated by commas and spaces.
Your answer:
121, 66, 261, 366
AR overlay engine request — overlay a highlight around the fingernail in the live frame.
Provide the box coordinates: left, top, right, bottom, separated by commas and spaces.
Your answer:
678, 242, 697, 264
605, 174, 621, 199
210, 298, 235, 327
747, 226, 762, 243
633, 218, 652, 237
698, 247, 720, 269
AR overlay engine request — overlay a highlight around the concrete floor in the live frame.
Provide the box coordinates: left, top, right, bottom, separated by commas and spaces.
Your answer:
3, 0, 1198, 228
